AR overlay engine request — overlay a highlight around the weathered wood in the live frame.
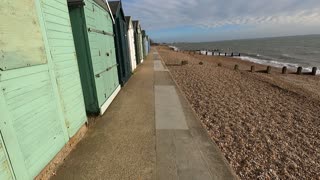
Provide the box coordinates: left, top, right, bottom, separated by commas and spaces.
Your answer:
231, 53, 234, 57
297, 67, 303, 75
234, 64, 239, 70
266, 66, 272, 74
0, 0, 47, 71
312, 67, 317, 76
251, 66, 255, 72
181, 60, 188, 65
282, 66, 287, 74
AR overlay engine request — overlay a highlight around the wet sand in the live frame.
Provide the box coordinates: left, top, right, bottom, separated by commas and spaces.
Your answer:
157, 46, 320, 179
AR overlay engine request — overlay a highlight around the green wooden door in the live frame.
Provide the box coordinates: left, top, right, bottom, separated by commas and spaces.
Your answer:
84, 1, 119, 108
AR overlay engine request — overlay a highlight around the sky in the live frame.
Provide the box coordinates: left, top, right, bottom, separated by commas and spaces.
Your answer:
121, 0, 320, 42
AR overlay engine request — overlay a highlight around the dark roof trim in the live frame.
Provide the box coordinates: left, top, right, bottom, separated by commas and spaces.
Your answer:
125, 16, 132, 29
109, 1, 120, 16
67, 0, 85, 6
67, 0, 110, 13
109, 1, 126, 21
93, 0, 110, 12
67, 0, 115, 24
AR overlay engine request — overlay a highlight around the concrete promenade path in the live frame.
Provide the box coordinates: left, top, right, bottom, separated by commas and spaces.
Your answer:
52, 49, 237, 180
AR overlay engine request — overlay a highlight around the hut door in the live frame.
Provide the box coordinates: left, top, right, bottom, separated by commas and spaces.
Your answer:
90, 4, 118, 109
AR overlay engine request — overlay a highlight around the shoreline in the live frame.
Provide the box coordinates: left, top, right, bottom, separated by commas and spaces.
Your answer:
179, 48, 320, 99
157, 45, 320, 179
171, 45, 319, 75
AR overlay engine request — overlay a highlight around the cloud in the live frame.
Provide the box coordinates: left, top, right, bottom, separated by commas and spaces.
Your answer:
122, 0, 320, 41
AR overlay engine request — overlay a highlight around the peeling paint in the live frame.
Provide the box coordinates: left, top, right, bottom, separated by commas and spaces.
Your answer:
0, 0, 47, 71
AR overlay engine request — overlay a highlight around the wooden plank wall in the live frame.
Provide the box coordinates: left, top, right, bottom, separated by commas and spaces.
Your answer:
0, 0, 88, 179
41, 0, 87, 137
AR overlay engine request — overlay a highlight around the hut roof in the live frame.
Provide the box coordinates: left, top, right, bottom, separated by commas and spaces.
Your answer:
109, 1, 120, 15
132, 21, 138, 29
125, 16, 132, 28
67, 0, 115, 24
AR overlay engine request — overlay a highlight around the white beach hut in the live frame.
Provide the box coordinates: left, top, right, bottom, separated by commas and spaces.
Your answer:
125, 16, 137, 71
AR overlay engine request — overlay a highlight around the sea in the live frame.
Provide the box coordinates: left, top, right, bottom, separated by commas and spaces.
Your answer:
172, 34, 320, 74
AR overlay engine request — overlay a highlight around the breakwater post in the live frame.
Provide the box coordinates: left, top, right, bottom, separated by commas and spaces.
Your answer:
267, 66, 272, 74
181, 60, 188, 65
251, 66, 255, 72
225, 53, 227, 56
312, 67, 317, 75
231, 53, 234, 57
297, 67, 303, 75
282, 67, 287, 74
219, 52, 221, 56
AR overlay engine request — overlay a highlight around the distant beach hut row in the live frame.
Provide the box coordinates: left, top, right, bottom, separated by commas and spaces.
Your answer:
0, 0, 151, 179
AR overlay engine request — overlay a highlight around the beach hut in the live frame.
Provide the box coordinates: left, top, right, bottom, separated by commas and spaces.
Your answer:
67, 0, 121, 115
142, 30, 147, 57
109, 1, 132, 86
145, 35, 149, 55
125, 16, 137, 71
142, 30, 150, 57
133, 20, 144, 64
0, 0, 87, 179
147, 35, 151, 53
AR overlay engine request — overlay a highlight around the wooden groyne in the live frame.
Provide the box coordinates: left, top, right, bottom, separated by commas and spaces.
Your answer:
175, 48, 318, 76
180, 49, 241, 57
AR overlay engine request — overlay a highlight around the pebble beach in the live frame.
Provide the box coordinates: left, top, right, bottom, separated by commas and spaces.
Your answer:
157, 46, 320, 179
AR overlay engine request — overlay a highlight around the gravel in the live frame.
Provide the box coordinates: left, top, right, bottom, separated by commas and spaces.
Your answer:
157, 46, 320, 179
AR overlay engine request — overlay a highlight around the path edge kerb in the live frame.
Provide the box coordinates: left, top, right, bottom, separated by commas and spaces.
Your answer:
156, 49, 239, 179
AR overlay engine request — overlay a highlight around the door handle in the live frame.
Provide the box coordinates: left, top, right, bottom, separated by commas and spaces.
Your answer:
95, 64, 118, 78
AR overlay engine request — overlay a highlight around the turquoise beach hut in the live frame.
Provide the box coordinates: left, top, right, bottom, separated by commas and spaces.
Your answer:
0, 0, 87, 179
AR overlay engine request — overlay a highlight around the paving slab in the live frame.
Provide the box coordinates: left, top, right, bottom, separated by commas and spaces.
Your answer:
155, 85, 188, 130
154, 60, 169, 72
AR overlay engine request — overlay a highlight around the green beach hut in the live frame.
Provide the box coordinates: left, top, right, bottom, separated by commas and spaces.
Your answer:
133, 20, 144, 64
0, 0, 87, 179
67, 0, 121, 115
109, 1, 132, 86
